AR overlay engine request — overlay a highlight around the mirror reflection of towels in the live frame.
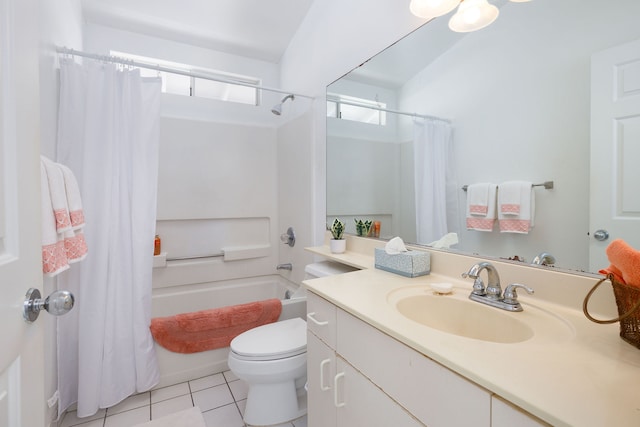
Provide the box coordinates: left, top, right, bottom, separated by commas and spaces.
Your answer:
498, 181, 534, 234
466, 183, 497, 232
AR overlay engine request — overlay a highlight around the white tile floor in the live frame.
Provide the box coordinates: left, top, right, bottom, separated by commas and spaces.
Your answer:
58, 370, 308, 427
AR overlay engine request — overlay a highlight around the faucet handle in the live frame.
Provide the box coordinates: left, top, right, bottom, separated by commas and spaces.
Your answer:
503, 283, 534, 305
471, 277, 485, 296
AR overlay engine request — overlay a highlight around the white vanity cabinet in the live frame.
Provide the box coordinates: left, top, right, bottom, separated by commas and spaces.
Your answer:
307, 292, 422, 427
307, 290, 548, 427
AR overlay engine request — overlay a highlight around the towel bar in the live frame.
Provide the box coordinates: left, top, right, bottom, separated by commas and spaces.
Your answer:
462, 181, 553, 192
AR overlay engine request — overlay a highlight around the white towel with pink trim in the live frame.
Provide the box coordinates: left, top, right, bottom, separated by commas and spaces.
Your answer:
59, 164, 85, 230
465, 183, 497, 232
498, 181, 535, 233
41, 156, 72, 233
41, 159, 70, 276
40, 156, 88, 275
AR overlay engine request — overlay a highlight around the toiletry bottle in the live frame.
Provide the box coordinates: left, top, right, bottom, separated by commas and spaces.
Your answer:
374, 221, 381, 238
154, 235, 161, 256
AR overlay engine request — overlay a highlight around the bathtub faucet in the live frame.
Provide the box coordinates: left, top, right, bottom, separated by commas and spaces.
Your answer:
277, 263, 293, 271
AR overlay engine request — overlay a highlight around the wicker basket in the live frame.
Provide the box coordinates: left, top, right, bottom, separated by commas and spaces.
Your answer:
583, 273, 640, 349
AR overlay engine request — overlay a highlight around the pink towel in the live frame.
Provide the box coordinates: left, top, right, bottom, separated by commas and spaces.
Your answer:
599, 239, 640, 288
150, 299, 283, 354
466, 183, 497, 232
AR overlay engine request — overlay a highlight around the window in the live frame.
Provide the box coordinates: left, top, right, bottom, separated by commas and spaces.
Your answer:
327, 94, 387, 125
111, 51, 260, 106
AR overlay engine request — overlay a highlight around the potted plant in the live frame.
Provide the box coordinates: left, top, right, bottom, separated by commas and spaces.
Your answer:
329, 218, 346, 254
354, 219, 372, 237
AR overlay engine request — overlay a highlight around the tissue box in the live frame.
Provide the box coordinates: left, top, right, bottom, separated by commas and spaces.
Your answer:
374, 248, 430, 278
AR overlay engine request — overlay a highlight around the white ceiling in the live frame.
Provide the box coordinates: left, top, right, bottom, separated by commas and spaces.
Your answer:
80, 0, 315, 63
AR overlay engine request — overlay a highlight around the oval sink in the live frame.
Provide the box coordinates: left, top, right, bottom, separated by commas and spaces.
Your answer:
396, 295, 533, 343
388, 286, 574, 344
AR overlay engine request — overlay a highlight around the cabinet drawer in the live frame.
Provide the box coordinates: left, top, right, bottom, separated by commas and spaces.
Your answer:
307, 291, 337, 349
337, 309, 491, 427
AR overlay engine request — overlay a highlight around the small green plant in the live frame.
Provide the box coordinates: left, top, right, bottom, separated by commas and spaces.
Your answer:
330, 218, 345, 240
354, 219, 372, 237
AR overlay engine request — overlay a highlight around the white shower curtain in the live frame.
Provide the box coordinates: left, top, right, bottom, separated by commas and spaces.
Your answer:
55, 58, 161, 418
413, 119, 456, 244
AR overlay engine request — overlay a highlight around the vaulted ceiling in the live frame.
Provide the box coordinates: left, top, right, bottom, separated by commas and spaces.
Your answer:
80, 0, 315, 63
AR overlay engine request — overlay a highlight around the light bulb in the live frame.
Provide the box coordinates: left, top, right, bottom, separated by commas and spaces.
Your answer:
409, 0, 460, 19
448, 0, 499, 32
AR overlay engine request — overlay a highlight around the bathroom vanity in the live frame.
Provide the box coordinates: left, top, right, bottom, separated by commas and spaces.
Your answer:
303, 235, 640, 427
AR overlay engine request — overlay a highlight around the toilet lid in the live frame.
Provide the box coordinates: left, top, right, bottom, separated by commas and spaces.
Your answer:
230, 317, 307, 360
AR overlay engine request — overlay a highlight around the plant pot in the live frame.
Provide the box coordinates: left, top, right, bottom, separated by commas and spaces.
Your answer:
330, 239, 346, 254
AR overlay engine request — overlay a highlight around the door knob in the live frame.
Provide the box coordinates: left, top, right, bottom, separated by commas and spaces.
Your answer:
23, 288, 75, 323
593, 229, 609, 241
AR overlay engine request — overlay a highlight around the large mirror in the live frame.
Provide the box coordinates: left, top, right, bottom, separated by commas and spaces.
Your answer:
327, 0, 640, 274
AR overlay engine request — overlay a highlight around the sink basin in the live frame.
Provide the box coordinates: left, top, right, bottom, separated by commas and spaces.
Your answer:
388, 286, 574, 344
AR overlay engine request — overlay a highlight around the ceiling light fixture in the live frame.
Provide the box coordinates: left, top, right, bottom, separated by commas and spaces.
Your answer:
448, 0, 499, 32
409, 0, 531, 33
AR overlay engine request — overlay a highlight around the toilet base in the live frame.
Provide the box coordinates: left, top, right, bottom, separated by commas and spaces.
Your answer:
243, 382, 307, 426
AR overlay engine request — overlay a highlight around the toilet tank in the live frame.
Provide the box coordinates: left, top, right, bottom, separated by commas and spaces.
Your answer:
304, 261, 359, 279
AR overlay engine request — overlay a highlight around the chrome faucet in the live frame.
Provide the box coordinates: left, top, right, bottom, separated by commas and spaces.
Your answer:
462, 261, 502, 299
532, 252, 556, 266
276, 263, 293, 271
462, 262, 534, 312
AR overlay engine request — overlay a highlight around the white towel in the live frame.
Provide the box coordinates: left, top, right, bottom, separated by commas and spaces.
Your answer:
41, 156, 72, 233
59, 164, 85, 230
466, 183, 497, 232
41, 160, 70, 276
498, 181, 535, 233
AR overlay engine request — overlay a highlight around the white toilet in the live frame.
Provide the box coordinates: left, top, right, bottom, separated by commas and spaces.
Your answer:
228, 261, 358, 426
228, 317, 307, 426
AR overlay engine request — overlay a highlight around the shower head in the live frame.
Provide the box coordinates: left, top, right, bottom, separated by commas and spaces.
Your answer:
271, 94, 295, 115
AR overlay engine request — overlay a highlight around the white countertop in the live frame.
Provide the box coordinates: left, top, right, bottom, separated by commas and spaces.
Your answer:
304, 242, 640, 427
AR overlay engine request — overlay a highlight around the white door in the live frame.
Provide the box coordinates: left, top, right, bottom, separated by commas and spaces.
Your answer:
0, 0, 45, 426
590, 38, 640, 272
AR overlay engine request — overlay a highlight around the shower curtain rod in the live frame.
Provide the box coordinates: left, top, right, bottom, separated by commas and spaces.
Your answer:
56, 47, 315, 100
328, 96, 451, 124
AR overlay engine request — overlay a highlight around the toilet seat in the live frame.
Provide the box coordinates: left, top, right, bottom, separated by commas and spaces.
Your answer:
230, 317, 306, 361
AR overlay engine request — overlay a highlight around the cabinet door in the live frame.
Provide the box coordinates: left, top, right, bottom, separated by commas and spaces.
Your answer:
335, 358, 425, 427
307, 292, 337, 348
307, 332, 336, 427
491, 396, 551, 427
337, 309, 491, 427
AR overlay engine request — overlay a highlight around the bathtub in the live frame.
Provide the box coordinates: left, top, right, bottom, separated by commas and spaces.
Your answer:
151, 275, 306, 388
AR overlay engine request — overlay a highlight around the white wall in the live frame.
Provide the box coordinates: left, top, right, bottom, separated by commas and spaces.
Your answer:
399, 0, 640, 271
280, 0, 427, 245
277, 111, 316, 284
38, 2, 83, 425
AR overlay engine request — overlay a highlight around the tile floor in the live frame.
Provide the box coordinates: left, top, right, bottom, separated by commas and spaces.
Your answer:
58, 370, 307, 427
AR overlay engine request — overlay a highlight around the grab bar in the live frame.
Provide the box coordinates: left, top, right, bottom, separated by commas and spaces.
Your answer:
166, 252, 224, 261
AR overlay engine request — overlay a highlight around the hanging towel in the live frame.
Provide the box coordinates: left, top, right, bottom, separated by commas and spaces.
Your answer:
41, 160, 70, 276
58, 163, 88, 262
149, 299, 283, 354
498, 181, 535, 233
41, 156, 72, 233
466, 183, 497, 231
59, 164, 85, 230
